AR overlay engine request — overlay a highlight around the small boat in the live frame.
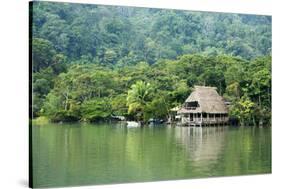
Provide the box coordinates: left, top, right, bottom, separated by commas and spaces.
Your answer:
111, 115, 126, 121
148, 118, 165, 125
126, 121, 140, 128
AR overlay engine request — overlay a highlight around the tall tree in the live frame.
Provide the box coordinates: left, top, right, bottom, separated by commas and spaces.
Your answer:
127, 81, 154, 121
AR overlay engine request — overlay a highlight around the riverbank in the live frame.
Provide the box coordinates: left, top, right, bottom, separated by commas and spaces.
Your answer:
31, 116, 272, 128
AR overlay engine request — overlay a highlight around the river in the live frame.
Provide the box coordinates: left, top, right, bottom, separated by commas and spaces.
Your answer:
31, 123, 271, 188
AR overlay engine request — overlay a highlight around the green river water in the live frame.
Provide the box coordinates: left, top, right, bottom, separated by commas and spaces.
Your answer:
31, 123, 271, 188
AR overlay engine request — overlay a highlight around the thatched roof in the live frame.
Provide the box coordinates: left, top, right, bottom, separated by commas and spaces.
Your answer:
178, 86, 228, 114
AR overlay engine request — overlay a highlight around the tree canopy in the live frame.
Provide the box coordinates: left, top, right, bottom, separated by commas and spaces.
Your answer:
31, 2, 271, 125
32, 2, 271, 64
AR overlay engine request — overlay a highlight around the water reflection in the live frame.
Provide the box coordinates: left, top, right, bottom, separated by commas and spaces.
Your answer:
32, 124, 271, 188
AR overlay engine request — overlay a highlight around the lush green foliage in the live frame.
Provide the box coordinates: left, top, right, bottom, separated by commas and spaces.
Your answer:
32, 2, 271, 63
127, 81, 154, 121
31, 2, 271, 125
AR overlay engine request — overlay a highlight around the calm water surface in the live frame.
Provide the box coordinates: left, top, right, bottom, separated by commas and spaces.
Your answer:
32, 123, 271, 188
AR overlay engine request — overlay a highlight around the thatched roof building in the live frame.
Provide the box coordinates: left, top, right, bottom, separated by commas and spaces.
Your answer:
177, 86, 229, 126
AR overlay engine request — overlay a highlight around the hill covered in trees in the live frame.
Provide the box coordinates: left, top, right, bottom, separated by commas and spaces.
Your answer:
32, 2, 271, 66
31, 2, 271, 125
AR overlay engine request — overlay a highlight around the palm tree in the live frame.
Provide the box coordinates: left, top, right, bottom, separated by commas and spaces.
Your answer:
127, 81, 154, 122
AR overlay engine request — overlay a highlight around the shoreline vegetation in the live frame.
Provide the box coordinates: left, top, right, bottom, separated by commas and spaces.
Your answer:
32, 54, 271, 127
31, 2, 271, 126
31, 118, 271, 128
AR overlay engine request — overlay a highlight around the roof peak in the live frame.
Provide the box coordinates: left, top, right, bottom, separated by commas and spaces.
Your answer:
194, 85, 217, 90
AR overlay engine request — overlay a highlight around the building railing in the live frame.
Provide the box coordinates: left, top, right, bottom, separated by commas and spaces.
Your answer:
181, 116, 229, 125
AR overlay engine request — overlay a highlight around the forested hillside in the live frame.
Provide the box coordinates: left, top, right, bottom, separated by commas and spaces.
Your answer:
32, 2, 271, 65
31, 2, 271, 125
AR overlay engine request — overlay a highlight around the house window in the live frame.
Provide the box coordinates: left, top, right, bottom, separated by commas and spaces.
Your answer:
186, 101, 199, 110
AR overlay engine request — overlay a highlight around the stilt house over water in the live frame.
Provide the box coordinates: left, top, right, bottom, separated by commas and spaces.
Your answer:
177, 86, 229, 126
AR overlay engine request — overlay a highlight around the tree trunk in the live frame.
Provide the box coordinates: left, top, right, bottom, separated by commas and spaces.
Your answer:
252, 115, 256, 126
63, 92, 69, 111
268, 87, 271, 105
